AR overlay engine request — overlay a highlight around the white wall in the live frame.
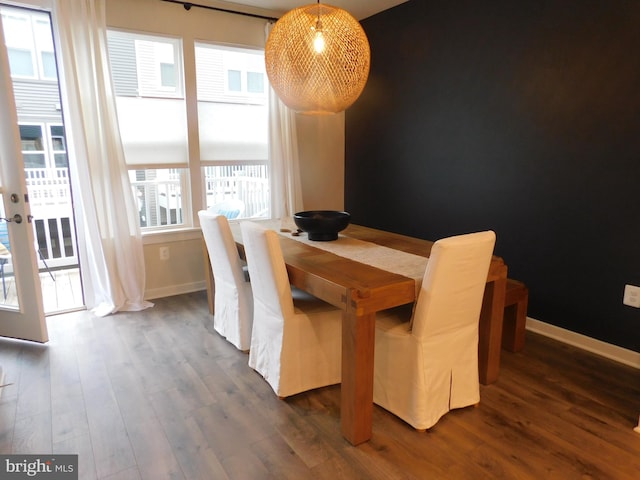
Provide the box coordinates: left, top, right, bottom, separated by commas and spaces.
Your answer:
297, 113, 345, 211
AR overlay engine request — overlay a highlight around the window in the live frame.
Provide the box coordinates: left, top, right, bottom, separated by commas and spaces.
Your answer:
20, 124, 45, 168
7, 47, 34, 76
198, 46, 267, 97
34, 17, 56, 79
228, 69, 242, 91
129, 169, 184, 228
247, 71, 264, 93
41, 50, 56, 78
19, 123, 68, 169
107, 31, 270, 230
107, 30, 187, 229
160, 62, 175, 88
195, 43, 269, 217
0, 8, 56, 80
50, 125, 68, 168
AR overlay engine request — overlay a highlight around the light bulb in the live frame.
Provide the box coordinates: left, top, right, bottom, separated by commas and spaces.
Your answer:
313, 30, 325, 53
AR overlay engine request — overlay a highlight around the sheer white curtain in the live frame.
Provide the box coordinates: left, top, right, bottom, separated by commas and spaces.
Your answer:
53, 0, 152, 316
266, 22, 304, 221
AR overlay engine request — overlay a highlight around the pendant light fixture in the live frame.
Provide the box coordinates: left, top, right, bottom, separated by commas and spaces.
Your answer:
265, 1, 371, 115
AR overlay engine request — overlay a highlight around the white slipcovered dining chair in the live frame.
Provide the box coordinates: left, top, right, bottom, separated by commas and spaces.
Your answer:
373, 230, 496, 430
199, 210, 253, 351
240, 221, 343, 398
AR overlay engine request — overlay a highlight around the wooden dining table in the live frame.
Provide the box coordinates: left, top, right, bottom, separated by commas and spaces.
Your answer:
203, 221, 508, 446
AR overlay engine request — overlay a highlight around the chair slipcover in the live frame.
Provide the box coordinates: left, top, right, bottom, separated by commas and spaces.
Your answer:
373, 230, 496, 430
240, 221, 342, 398
199, 211, 253, 351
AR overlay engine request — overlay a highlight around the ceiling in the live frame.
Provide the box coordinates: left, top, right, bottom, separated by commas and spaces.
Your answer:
196, 0, 409, 20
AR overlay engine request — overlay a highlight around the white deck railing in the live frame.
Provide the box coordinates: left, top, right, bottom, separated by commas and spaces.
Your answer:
26, 168, 78, 270
131, 165, 270, 228
21, 165, 270, 268
26, 168, 72, 208
205, 164, 269, 218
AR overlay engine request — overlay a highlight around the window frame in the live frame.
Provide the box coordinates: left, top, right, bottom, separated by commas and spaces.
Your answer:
107, 30, 190, 232
107, 29, 271, 234
196, 42, 270, 219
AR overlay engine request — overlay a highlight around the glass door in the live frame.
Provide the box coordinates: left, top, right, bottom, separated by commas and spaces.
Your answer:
0, 11, 47, 342
1, 2, 83, 315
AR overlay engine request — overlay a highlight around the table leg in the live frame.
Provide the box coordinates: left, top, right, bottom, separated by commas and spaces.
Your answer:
478, 272, 507, 385
340, 305, 376, 445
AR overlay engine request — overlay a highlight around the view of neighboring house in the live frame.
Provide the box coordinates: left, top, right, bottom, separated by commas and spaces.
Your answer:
106, 29, 271, 228
1, 5, 77, 273
1, 4, 273, 314
1, 4, 271, 280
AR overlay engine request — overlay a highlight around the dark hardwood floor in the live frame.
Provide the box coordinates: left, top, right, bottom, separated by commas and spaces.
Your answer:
1, 291, 639, 479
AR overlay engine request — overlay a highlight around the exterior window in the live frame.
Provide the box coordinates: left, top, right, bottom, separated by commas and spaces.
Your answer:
107, 31, 270, 230
108, 30, 188, 229
196, 43, 269, 218
7, 47, 34, 76
50, 125, 68, 168
227, 69, 241, 91
129, 169, 185, 227
34, 18, 56, 79
135, 37, 181, 97
41, 50, 57, 78
1, 9, 55, 80
247, 71, 264, 93
19, 123, 68, 169
20, 124, 46, 168
160, 62, 175, 87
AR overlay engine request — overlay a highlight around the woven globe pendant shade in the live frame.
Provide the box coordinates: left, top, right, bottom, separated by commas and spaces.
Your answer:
265, 2, 370, 115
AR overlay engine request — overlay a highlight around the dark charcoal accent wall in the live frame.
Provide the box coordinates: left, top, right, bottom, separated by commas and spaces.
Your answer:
346, 0, 640, 352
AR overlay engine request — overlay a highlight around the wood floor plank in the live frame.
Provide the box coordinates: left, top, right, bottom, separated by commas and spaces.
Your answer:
12, 411, 52, 454
195, 400, 273, 463
250, 432, 317, 479
150, 395, 229, 480
0, 397, 16, 454
53, 432, 97, 480
218, 447, 271, 479
73, 325, 137, 479
101, 466, 141, 480
124, 421, 184, 480
1, 291, 639, 479
14, 344, 50, 421
49, 344, 90, 444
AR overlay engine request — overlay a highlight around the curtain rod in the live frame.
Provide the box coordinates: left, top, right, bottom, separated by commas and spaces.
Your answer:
161, 0, 278, 22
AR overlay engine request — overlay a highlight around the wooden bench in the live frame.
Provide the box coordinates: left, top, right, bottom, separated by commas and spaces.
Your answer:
502, 279, 528, 352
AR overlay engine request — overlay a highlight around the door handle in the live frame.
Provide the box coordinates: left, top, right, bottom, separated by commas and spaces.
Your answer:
0, 214, 22, 224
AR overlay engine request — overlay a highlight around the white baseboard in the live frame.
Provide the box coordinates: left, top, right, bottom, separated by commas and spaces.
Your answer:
526, 317, 640, 369
144, 281, 206, 301
137, 291, 640, 370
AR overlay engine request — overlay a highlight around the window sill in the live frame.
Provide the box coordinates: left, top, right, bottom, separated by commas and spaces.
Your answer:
141, 227, 201, 245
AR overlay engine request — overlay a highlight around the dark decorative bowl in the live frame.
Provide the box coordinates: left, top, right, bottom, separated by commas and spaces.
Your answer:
293, 210, 351, 241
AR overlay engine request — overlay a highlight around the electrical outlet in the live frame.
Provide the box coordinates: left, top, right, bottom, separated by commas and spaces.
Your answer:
622, 284, 640, 308
159, 246, 170, 261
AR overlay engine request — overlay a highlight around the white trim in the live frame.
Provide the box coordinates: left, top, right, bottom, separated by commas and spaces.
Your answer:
141, 227, 202, 245
144, 280, 206, 301
526, 317, 640, 369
